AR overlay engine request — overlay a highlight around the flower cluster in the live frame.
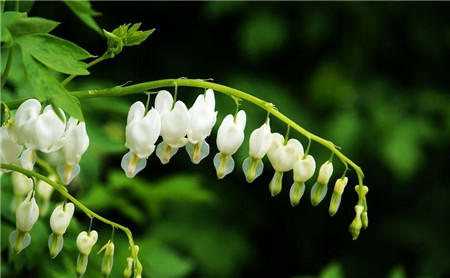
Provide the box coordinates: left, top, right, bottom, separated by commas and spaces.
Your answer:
119, 89, 364, 230
1, 99, 90, 185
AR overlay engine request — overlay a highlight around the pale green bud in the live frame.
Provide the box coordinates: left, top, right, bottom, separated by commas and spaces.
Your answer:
289, 182, 305, 207
99, 241, 115, 278
123, 257, 134, 278
349, 205, 364, 240
76, 253, 88, 277
269, 171, 283, 197
362, 211, 369, 229
329, 177, 348, 216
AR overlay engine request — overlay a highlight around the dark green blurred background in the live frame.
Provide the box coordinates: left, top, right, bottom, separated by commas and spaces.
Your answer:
2, 2, 450, 278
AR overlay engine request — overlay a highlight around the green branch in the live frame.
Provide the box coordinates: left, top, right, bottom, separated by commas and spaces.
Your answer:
61, 54, 110, 87
3, 78, 365, 186
0, 163, 136, 251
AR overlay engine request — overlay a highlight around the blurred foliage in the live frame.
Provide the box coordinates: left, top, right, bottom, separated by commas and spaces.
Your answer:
2, 1, 450, 278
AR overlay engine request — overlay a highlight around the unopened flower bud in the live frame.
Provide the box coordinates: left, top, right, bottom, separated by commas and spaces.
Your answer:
329, 177, 348, 216
311, 161, 333, 206
99, 241, 115, 277
123, 257, 134, 278
289, 181, 306, 207
362, 211, 369, 229
317, 161, 333, 184
349, 205, 364, 240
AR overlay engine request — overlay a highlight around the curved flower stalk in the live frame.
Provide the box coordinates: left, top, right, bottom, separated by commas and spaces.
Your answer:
76, 230, 98, 277
155, 90, 190, 164
9, 191, 39, 254
11, 171, 33, 212
214, 110, 246, 179
185, 89, 217, 164
0, 126, 22, 170
37, 175, 57, 216
14, 99, 66, 170
48, 202, 75, 258
290, 154, 316, 206
121, 101, 161, 178
242, 119, 272, 183
57, 118, 89, 185
267, 133, 303, 197
311, 161, 333, 206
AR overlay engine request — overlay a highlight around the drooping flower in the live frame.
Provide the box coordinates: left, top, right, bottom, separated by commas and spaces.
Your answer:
0, 126, 23, 168
185, 89, 217, 164
76, 230, 98, 277
14, 99, 66, 170
9, 191, 39, 254
48, 202, 75, 258
311, 161, 333, 206
36, 175, 57, 216
121, 101, 161, 178
11, 171, 33, 212
57, 118, 89, 184
155, 90, 190, 164
242, 119, 272, 183
267, 133, 303, 196
290, 154, 316, 206
214, 110, 246, 179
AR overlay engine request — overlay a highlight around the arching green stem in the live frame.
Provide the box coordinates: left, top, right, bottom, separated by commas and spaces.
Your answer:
4, 79, 365, 186
0, 163, 137, 258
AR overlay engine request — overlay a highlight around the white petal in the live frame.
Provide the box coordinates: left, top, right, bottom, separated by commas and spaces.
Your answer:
63, 121, 89, 166
293, 155, 316, 182
16, 192, 39, 232
318, 161, 333, 184
32, 106, 66, 152
154, 90, 173, 116
267, 133, 303, 172
50, 203, 74, 235
249, 120, 272, 159
216, 114, 245, 155
127, 102, 145, 125
126, 108, 160, 158
14, 99, 41, 145
0, 126, 23, 165
235, 110, 247, 130
160, 101, 189, 147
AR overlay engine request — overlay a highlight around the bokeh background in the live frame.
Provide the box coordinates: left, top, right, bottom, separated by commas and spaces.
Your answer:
2, 1, 450, 278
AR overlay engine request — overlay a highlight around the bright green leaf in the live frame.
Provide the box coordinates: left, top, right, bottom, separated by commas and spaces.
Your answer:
125, 28, 155, 46
7, 17, 60, 37
15, 34, 92, 75
63, 0, 103, 35
0, 25, 13, 47
1, 11, 26, 26
63, 0, 101, 16
22, 52, 84, 121
1, 12, 25, 46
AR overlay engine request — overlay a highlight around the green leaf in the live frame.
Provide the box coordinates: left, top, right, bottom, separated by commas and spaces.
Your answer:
125, 28, 155, 46
63, 0, 101, 16
63, 0, 102, 35
7, 17, 60, 37
22, 52, 84, 121
0, 11, 25, 46
15, 34, 92, 75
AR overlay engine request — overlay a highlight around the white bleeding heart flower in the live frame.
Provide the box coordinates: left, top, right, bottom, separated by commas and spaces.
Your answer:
77, 230, 98, 255
57, 118, 89, 185
9, 191, 39, 254
266, 133, 303, 197
311, 161, 334, 206
50, 203, 75, 235
15, 99, 66, 170
293, 155, 316, 183
242, 119, 272, 183
121, 101, 161, 178
155, 90, 190, 164
15, 191, 39, 233
76, 230, 98, 277
11, 172, 33, 213
0, 126, 23, 168
290, 154, 316, 207
214, 110, 246, 179
48, 202, 75, 258
12, 171, 33, 197
185, 89, 217, 164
